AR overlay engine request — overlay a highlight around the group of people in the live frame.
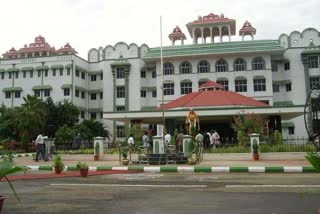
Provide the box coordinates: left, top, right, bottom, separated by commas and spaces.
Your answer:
203, 130, 220, 148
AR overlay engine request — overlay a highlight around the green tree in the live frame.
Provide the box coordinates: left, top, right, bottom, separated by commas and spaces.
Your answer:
56, 100, 79, 128
13, 95, 47, 151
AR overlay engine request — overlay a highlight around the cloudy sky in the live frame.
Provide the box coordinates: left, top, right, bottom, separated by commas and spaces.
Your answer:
0, 0, 319, 59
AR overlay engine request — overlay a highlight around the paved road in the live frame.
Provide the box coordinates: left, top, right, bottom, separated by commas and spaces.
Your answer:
1, 173, 320, 214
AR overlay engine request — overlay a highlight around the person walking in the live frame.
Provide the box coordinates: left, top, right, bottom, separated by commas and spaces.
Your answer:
35, 132, 48, 162
142, 131, 149, 148
211, 130, 220, 148
127, 134, 134, 146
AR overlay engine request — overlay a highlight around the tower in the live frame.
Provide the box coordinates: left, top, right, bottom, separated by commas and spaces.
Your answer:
239, 21, 256, 41
168, 26, 186, 46
186, 13, 236, 44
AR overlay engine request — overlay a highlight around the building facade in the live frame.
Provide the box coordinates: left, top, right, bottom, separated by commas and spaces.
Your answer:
1, 13, 319, 141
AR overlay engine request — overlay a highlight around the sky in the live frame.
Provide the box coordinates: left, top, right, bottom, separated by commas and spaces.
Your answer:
0, 0, 319, 59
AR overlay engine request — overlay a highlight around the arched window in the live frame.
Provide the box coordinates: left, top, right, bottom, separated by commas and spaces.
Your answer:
179, 61, 192, 74
163, 62, 174, 75
235, 77, 247, 92
215, 59, 228, 72
216, 79, 229, 91
197, 60, 209, 73
233, 58, 246, 71
252, 57, 265, 70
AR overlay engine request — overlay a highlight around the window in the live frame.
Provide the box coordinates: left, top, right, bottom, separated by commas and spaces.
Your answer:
9, 73, 12, 79
140, 90, 146, 97
81, 91, 85, 99
197, 60, 209, 73
23, 71, 26, 78
91, 112, 97, 119
116, 106, 125, 112
288, 127, 295, 135
14, 72, 18, 79
285, 83, 292, 92
152, 71, 156, 78
308, 56, 319, 69
81, 72, 85, 80
252, 57, 265, 70
116, 67, 125, 78
179, 61, 192, 74
234, 58, 246, 71
67, 68, 71, 76
60, 69, 63, 76
310, 77, 320, 90
215, 59, 228, 72
216, 80, 229, 91
180, 82, 192, 95
38, 70, 41, 77
30, 71, 33, 78
152, 90, 157, 97
163, 62, 174, 75
117, 86, 125, 98
253, 79, 266, 92
141, 70, 146, 78
1, 73, 4, 79
117, 126, 125, 137
91, 75, 97, 81
163, 83, 174, 95
198, 80, 208, 87
34, 90, 41, 97
273, 84, 280, 92
100, 112, 103, 119
91, 93, 97, 100
44, 70, 48, 77
52, 69, 56, 76
100, 92, 103, 99
64, 88, 70, 96
14, 91, 21, 98
44, 89, 50, 97
271, 63, 278, 72
5, 92, 11, 99
75, 69, 80, 77
75, 90, 79, 97
284, 62, 290, 71
100, 73, 103, 80
81, 111, 85, 119
235, 79, 247, 92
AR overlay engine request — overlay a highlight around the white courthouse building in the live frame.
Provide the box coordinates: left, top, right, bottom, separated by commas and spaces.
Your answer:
0, 13, 319, 141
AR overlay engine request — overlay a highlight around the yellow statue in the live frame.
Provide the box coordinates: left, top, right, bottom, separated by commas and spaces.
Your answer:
185, 108, 200, 135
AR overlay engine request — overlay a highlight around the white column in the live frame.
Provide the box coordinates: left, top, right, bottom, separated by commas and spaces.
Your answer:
201, 28, 204, 44
94, 137, 105, 160
219, 26, 222, 42
181, 37, 184, 45
228, 26, 231, 41
192, 29, 196, 44
251, 33, 254, 40
211, 28, 214, 43
172, 39, 175, 46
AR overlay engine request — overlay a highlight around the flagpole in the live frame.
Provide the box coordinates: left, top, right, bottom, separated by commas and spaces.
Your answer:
160, 16, 166, 146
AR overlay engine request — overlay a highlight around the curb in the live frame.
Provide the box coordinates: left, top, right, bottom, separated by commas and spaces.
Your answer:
23, 165, 320, 173
0, 153, 33, 159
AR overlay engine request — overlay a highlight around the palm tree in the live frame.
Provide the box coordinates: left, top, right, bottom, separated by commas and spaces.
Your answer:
13, 95, 47, 151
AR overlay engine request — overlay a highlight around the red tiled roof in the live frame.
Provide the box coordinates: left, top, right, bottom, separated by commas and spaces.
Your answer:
199, 81, 224, 90
162, 90, 268, 110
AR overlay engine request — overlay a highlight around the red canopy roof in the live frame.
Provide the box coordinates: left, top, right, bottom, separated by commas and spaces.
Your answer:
161, 81, 268, 110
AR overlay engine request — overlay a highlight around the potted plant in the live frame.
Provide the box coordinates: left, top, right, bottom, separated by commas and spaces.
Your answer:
252, 140, 260, 161
94, 143, 100, 161
0, 160, 29, 212
53, 155, 64, 174
122, 152, 129, 165
76, 162, 89, 177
